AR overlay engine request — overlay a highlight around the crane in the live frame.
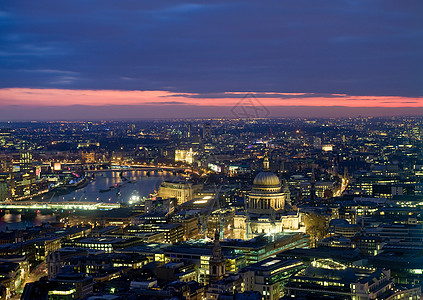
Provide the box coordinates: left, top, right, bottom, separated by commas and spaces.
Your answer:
199, 184, 223, 239
48, 191, 56, 204
76, 191, 86, 202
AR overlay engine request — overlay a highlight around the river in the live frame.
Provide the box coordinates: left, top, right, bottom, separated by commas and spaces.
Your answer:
0, 170, 175, 231
47, 169, 174, 203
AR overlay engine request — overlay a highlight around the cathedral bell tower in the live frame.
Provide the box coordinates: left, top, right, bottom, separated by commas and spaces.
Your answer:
263, 150, 270, 170
209, 227, 225, 282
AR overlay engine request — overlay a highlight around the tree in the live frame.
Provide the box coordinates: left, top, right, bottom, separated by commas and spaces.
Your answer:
304, 213, 327, 247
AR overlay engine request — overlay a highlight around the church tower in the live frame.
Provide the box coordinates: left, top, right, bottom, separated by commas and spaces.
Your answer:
209, 227, 225, 282
263, 150, 270, 170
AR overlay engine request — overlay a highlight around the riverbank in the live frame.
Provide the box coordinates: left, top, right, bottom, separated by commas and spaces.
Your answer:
32, 177, 94, 201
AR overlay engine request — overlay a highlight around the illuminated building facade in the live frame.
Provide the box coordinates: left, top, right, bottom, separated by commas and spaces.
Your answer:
241, 258, 305, 300
19, 151, 33, 173
234, 153, 302, 239
175, 148, 196, 164
162, 244, 245, 285
0, 173, 8, 201
158, 179, 203, 206
285, 260, 421, 300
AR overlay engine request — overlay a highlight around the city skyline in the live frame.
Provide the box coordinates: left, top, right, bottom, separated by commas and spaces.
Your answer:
2, 117, 423, 299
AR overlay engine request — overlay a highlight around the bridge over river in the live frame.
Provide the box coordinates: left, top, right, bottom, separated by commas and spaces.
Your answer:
0, 201, 120, 211
84, 165, 186, 174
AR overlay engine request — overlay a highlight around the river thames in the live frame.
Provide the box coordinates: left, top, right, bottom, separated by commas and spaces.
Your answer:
50, 169, 174, 203
0, 170, 175, 231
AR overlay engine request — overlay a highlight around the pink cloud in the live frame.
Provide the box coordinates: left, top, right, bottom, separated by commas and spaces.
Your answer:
0, 88, 422, 108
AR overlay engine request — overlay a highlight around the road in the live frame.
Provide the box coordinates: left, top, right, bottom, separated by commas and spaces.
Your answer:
10, 262, 47, 300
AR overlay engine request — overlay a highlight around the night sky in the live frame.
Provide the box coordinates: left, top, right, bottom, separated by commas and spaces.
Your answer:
1, 1, 422, 119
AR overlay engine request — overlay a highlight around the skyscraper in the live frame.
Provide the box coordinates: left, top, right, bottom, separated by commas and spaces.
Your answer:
203, 123, 211, 141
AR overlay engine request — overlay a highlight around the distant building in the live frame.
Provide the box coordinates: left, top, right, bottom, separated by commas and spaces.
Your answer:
175, 148, 196, 164
50, 272, 93, 300
144, 197, 175, 216
313, 136, 322, 149
241, 258, 304, 300
203, 123, 212, 141
162, 243, 245, 285
207, 274, 244, 299
171, 215, 200, 240
158, 179, 203, 206
0, 262, 22, 298
331, 219, 361, 238
0, 173, 9, 201
352, 235, 385, 256
300, 181, 336, 198
369, 246, 423, 285
285, 261, 421, 300
19, 151, 33, 173
366, 223, 423, 246
186, 122, 192, 138
222, 233, 309, 265
155, 261, 197, 283
63, 237, 143, 253
47, 248, 89, 279
132, 223, 184, 244
321, 144, 333, 151
82, 152, 97, 163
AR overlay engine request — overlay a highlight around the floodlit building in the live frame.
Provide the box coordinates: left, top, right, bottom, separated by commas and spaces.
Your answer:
241, 258, 305, 300
221, 233, 309, 266
158, 179, 203, 206
175, 148, 196, 164
234, 153, 302, 239
285, 260, 421, 300
50, 272, 93, 300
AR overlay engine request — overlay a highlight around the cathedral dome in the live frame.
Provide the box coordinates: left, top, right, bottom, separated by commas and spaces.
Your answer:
253, 171, 281, 187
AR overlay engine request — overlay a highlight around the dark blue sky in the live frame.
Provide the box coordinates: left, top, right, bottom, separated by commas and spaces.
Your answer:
0, 1, 422, 119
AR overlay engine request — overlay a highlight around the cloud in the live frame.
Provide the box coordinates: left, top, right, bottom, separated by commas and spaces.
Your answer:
0, 88, 422, 112
143, 101, 188, 105
22, 69, 79, 75
0, 0, 421, 98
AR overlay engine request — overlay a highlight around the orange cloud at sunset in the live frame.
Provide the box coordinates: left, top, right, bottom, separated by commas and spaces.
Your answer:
0, 88, 422, 108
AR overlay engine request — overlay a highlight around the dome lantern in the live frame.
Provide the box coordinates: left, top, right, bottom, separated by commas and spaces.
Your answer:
263, 151, 270, 170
